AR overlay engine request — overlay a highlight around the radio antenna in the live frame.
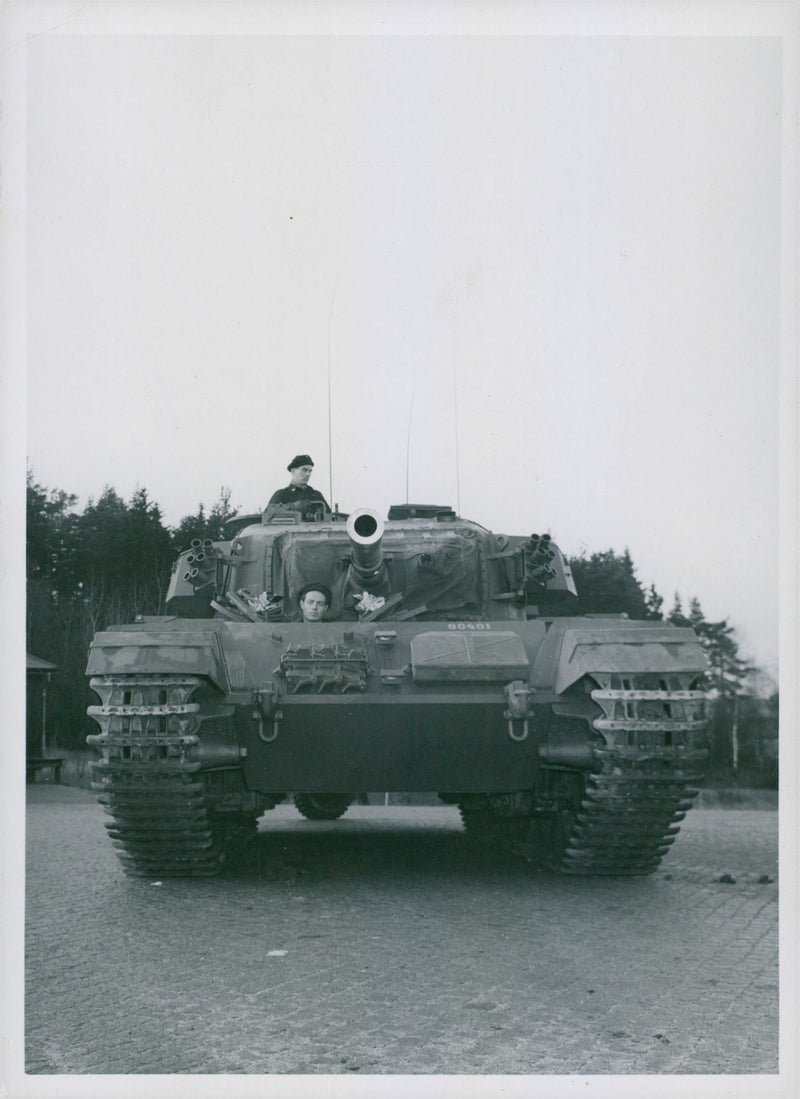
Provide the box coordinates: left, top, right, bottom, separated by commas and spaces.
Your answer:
405, 390, 415, 503
452, 335, 461, 516
327, 281, 338, 507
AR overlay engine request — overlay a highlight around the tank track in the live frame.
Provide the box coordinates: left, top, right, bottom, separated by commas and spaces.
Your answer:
462, 675, 707, 876
87, 674, 255, 876
530, 773, 701, 876
538, 678, 707, 874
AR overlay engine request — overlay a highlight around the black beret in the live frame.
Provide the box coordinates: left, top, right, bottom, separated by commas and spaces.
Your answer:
288, 454, 314, 471
297, 582, 332, 606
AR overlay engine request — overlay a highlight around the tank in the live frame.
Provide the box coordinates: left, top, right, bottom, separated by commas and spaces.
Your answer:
85, 501, 708, 877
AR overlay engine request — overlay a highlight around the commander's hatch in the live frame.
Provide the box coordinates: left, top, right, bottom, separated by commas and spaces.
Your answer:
223, 513, 263, 537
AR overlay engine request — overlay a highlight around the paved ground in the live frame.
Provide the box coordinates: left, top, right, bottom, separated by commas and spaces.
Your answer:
19, 786, 781, 1087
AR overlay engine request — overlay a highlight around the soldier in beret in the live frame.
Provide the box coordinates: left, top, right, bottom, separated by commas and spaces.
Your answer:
296, 582, 333, 622
266, 454, 330, 517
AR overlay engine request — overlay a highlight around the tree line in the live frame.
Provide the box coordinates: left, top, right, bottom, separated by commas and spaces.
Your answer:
26, 470, 777, 786
568, 551, 777, 787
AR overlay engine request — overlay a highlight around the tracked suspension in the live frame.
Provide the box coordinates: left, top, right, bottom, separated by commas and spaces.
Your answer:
461, 673, 708, 876
551, 675, 707, 874
87, 674, 254, 876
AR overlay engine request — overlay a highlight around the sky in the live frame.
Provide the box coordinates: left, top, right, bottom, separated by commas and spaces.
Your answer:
10, 4, 796, 680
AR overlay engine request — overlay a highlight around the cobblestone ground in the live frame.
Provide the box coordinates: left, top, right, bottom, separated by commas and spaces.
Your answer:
21, 786, 779, 1080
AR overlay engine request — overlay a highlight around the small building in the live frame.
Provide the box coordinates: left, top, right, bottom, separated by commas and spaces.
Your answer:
26, 653, 57, 759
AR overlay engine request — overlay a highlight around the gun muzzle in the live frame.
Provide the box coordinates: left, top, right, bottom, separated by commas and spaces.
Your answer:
346, 508, 386, 586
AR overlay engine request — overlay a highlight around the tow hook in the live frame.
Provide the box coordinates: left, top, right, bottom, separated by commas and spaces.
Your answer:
251, 687, 282, 744
504, 680, 532, 742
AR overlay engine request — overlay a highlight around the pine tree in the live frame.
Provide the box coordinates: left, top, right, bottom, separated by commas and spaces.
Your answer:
26, 469, 79, 590
72, 485, 174, 617
172, 503, 208, 551
27, 470, 92, 748
127, 486, 175, 606
667, 593, 686, 626
172, 486, 238, 551
674, 596, 749, 698
667, 594, 754, 781
644, 583, 664, 621
567, 548, 649, 618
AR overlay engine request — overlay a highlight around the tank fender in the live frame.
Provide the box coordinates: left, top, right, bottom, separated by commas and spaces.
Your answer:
530, 620, 707, 695
85, 626, 229, 692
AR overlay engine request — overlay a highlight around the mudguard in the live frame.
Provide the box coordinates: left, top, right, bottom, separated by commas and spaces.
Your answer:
86, 625, 229, 692
531, 620, 706, 693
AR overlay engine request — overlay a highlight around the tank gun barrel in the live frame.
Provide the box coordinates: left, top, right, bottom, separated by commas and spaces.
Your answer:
346, 508, 386, 586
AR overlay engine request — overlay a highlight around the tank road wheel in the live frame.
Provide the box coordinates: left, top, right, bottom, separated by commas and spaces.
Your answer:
205, 811, 260, 870
293, 793, 353, 821
519, 808, 578, 872
458, 800, 531, 848
458, 805, 494, 840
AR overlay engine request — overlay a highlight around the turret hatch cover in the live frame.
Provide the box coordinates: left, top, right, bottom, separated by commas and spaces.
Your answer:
411, 631, 530, 683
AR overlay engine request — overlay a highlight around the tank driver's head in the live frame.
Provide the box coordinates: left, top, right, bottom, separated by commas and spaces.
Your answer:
288, 455, 314, 488
298, 582, 332, 622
